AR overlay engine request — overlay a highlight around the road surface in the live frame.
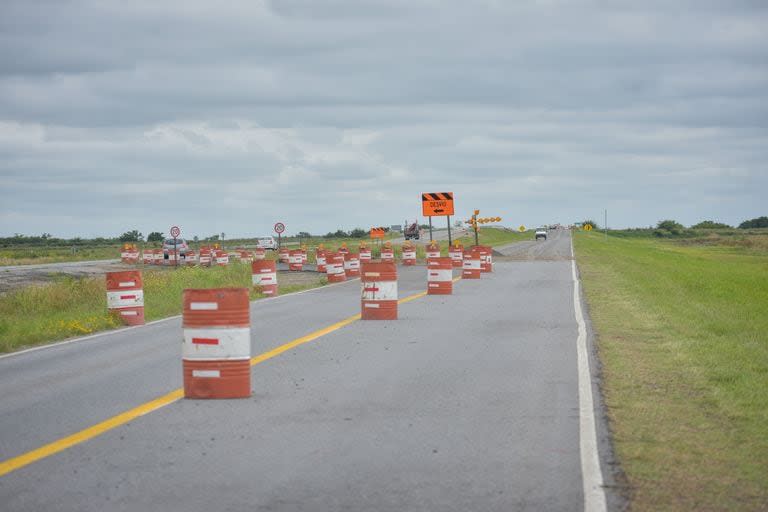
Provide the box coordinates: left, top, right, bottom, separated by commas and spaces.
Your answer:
0, 229, 616, 511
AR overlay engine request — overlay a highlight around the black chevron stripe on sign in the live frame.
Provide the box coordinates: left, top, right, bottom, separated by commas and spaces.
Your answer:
422, 192, 453, 202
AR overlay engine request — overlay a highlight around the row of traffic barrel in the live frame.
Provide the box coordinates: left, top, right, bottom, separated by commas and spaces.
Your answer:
122, 247, 269, 266
106, 243, 494, 399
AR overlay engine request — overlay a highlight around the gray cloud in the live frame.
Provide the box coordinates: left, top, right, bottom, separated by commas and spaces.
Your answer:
0, 0, 766, 237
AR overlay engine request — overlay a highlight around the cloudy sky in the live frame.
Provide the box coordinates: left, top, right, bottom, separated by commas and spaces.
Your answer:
1, 0, 766, 238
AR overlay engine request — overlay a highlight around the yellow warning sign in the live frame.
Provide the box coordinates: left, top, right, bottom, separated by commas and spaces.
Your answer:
519, 225, 526, 232
584, 224, 593, 231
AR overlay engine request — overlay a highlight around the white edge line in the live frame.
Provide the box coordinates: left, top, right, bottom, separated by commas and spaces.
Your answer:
0, 276, 359, 362
571, 238, 607, 512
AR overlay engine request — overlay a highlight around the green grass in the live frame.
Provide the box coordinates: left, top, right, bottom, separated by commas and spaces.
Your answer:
0, 263, 326, 353
574, 232, 768, 511
0, 245, 124, 265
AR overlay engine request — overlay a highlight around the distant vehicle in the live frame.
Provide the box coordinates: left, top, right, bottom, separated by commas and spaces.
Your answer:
535, 228, 547, 241
404, 220, 420, 240
390, 224, 403, 233
163, 238, 189, 258
256, 236, 278, 250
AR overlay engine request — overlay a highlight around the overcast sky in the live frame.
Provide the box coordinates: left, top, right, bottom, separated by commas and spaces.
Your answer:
1, 0, 766, 238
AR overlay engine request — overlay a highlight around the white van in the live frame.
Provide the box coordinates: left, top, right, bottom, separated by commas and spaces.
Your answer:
256, 236, 278, 250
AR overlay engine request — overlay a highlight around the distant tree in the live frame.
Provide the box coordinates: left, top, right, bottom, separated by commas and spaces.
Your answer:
349, 228, 367, 238
193, 235, 199, 243
205, 234, 220, 241
147, 232, 164, 243
119, 230, 143, 242
297, 231, 312, 238
738, 216, 768, 229
419, 224, 430, 229
333, 229, 348, 238
691, 220, 731, 229
656, 220, 684, 231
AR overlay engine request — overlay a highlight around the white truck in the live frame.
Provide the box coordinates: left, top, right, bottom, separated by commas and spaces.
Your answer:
535, 228, 547, 241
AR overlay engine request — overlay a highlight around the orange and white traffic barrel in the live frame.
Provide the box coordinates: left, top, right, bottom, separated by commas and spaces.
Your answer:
359, 247, 372, 262
473, 245, 493, 273
402, 246, 416, 266
426, 243, 441, 259
254, 247, 266, 261
199, 248, 212, 267
449, 245, 464, 268
142, 250, 152, 265
215, 249, 229, 266
289, 250, 303, 271
326, 253, 347, 283
239, 250, 253, 264
427, 257, 453, 295
120, 246, 130, 263
278, 248, 290, 263
182, 288, 251, 399
381, 246, 394, 262
361, 261, 398, 320
152, 249, 164, 266
166, 251, 178, 266
301, 249, 308, 264
344, 253, 360, 277
462, 249, 482, 279
252, 260, 278, 297
185, 250, 198, 266
106, 270, 145, 326
338, 245, 349, 256
128, 247, 140, 263
315, 249, 327, 273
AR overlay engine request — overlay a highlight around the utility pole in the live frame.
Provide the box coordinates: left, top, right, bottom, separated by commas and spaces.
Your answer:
604, 209, 608, 241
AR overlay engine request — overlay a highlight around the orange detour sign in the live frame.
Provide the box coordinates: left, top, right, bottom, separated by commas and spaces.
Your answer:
182, 288, 251, 399
106, 270, 145, 326
462, 249, 482, 279
370, 227, 386, 239
427, 257, 453, 295
361, 261, 398, 320
252, 260, 278, 297
326, 253, 347, 283
421, 192, 454, 216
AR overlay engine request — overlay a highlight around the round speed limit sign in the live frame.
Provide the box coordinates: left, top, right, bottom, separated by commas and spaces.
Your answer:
170, 225, 181, 238
274, 222, 285, 234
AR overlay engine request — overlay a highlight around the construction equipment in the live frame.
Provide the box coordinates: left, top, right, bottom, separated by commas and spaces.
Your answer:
404, 220, 420, 240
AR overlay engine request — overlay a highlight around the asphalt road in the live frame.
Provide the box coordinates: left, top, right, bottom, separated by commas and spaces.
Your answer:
0, 229, 612, 511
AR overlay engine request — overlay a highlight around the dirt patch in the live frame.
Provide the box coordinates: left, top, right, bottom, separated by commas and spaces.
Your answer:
0, 260, 139, 294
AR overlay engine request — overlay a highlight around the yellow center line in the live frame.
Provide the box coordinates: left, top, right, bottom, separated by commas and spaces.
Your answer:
0, 283, 457, 478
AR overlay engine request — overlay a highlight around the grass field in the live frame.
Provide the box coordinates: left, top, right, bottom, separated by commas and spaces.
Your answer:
0, 264, 326, 353
574, 232, 768, 511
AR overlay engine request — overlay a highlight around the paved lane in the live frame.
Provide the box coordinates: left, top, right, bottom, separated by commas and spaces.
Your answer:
1, 232, 610, 511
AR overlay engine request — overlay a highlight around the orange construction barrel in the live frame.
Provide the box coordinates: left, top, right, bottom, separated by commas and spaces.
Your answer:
278, 248, 290, 264
427, 257, 453, 295
142, 250, 152, 265
182, 288, 251, 399
344, 253, 360, 277
316, 249, 327, 273
462, 249, 482, 279
472, 245, 493, 273
361, 261, 398, 320
185, 250, 198, 266
381, 247, 394, 262
359, 248, 372, 262
106, 270, 145, 326
402, 246, 416, 266
254, 247, 266, 261
449, 245, 463, 268
252, 260, 278, 297
215, 249, 229, 266
326, 253, 347, 283
289, 249, 303, 271
426, 244, 441, 259
199, 247, 212, 267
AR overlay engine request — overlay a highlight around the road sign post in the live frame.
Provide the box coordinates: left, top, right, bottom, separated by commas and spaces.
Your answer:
170, 226, 181, 268
274, 222, 285, 249
428, 216, 433, 241
447, 215, 452, 246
